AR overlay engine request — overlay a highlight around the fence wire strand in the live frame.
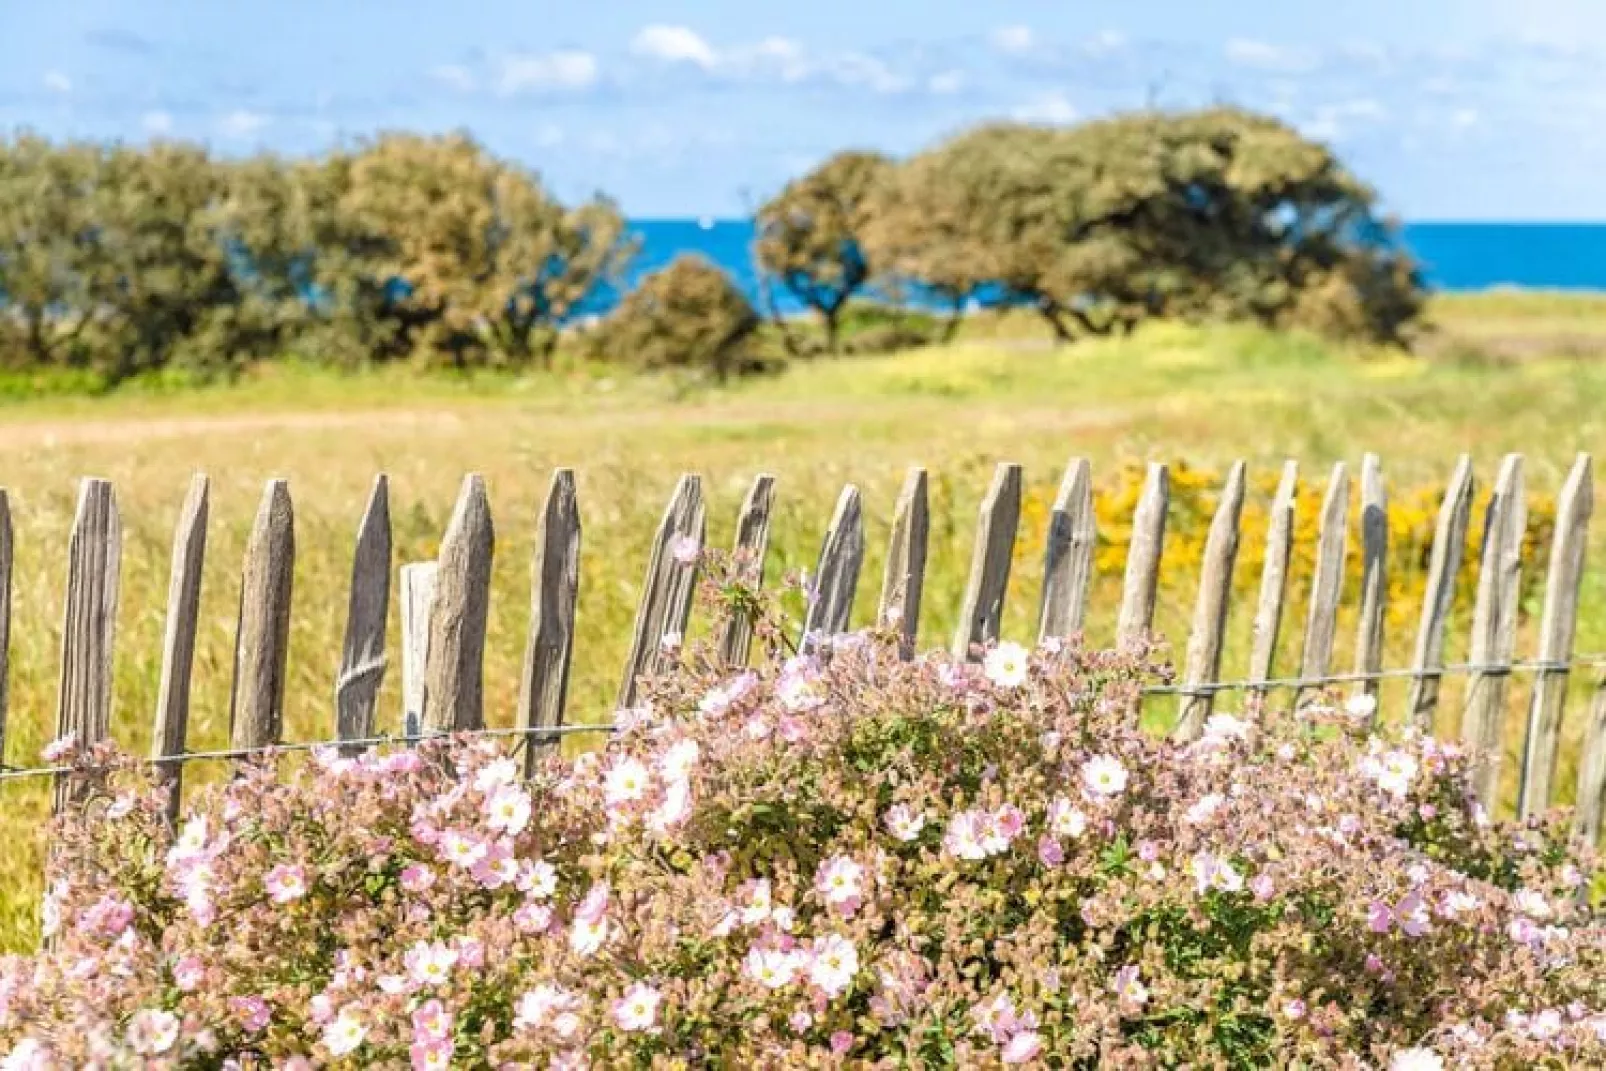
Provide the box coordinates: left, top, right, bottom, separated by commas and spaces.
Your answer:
4, 650, 1606, 786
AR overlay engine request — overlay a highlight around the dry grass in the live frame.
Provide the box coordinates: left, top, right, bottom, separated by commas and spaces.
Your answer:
2, 295, 1606, 948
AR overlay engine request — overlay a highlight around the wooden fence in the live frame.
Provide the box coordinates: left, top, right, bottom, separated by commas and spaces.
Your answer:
4, 450, 1606, 852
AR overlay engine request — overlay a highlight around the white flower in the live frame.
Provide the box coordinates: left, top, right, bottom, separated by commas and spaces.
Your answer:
570, 914, 609, 957
660, 740, 700, 781
126, 1009, 179, 1055
884, 804, 926, 842
484, 786, 532, 835
604, 758, 651, 806
519, 859, 558, 899
0, 1039, 52, 1070
1201, 713, 1251, 745
1514, 889, 1553, 919
808, 935, 859, 998
1048, 797, 1088, 839
1185, 794, 1225, 826
1372, 750, 1419, 798
405, 940, 458, 987
745, 946, 802, 989
1388, 1047, 1444, 1071
943, 810, 990, 861
669, 533, 701, 565
815, 856, 865, 907
323, 1009, 367, 1056
613, 983, 662, 1032
472, 756, 520, 793
983, 642, 1030, 689
1345, 693, 1379, 721
1081, 755, 1129, 797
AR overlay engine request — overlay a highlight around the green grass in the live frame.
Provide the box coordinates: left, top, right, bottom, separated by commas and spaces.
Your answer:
2, 292, 1606, 949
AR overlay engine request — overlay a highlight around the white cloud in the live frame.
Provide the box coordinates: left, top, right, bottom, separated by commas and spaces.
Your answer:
1083, 30, 1127, 56
1014, 91, 1077, 123
631, 24, 718, 68
43, 70, 72, 94
725, 36, 809, 81
430, 64, 476, 92
1224, 38, 1316, 73
928, 69, 966, 95
991, 25, 1034, 54
497, 50, 599, 95
141, 110, 173, 134
828, 53, 909, 94
219, 110, 269, 139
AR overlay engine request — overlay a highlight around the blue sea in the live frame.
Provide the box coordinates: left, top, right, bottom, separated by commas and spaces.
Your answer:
607, 220, 1606, 313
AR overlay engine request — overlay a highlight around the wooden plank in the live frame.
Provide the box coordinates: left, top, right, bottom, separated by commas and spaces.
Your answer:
53, 478, 121, 810
334, 475, 391, 753
1037, 458, 1095, 645
1115, 463, 1170, 650
1295, 462, 1350, 711
1351, 453, 1389, 714
1519, 453, 1593, 818
804, 484, 866, 650
1247, 461, 1297, 698
1460, 453, 1527, 807
423, 474, 495, 734
399, 562, 437, 739
952, 463, 1024, 660
1406, 456, 1475, 731
1175, 461, 1247, 739
229, 479, 295, 754
618, 474, 705, 710
877, 467, 929, 660
0, 488, 11, 768
518, 469, 581, 774
716, 473, 776, 667
151, 474, 208, 818
1573, 676, 1606, 844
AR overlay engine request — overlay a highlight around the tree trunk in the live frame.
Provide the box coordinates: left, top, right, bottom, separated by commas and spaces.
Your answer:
823, 307, 842, 354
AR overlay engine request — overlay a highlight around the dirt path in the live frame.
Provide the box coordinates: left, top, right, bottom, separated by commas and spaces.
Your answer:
0, 408, 468, 448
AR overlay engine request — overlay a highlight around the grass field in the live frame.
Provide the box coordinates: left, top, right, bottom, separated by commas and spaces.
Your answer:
2, 292, 1606, 948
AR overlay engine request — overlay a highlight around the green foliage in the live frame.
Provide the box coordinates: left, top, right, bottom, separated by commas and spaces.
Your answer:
754, 150, 892, 352
582, 254, 773, 382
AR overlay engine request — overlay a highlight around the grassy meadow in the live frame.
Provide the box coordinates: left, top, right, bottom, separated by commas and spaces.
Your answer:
2, 291, 1606, 947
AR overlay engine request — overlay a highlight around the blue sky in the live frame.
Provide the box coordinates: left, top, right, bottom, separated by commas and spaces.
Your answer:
5, 1, 1606, 219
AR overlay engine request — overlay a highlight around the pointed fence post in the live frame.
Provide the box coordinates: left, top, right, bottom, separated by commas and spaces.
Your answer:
803, 485, 865, 651
1175, 462, 1246, 739
54, 478, 121, 812
151, 475, 208, 818
717, 474, 775, 667
952, 463, 1023, 660
1038, 458, 1094, 646
1351, 454, 1388, 718
1116, 463, 1169, 651
1247, 461, 1297, 701
518, 470, 581, 774
229, 479, 294, 758
335, 475, 391, 753
423, 475, 495, 734
1461, 454, 1527, 808
877, 468, 929, 660
618, 475, 704, 710
399, 562, 438, 741
1407, 456, 1475, 731
1295, 463, 1349, 712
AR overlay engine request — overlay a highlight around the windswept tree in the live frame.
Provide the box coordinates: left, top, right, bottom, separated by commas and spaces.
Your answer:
755, 150, 892, 353
582, 254, 767, 382
335, 131, 635, 368
867, 109, 1423, 345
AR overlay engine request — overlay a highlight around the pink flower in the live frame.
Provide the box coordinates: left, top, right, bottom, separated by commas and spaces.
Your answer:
570, 882, 611, 956
1037, 835, 1065, 867
669, 533, 701, 565
647, 777, 693, 834
125, 1008, 179, 1055
400, 865, 436, 893
484, 786, 532, 835
263, 864, 307, 905
40, 734, 77, 763
993, 804, 1026, 841
830, 1030, 855, 1055
883, 804, 926, 842
514, 984, 580, 1033
1283, 999, 1307, 1020
815, 855, 865, 914
438, 829, 488, 870
472, 839, 519, 890
1368, 901, 1394, 934
1001, 1031, 1044, 1064
518, 858, 559, 899
613, 983, 662, 1032
808, 935, 859, 998
404, 940, 458, 987
410, 1038, 453, 1071
514, 902, 554, 933
231, 994, 271, 1033
412, 999, 453, 1042
1250, 875, 1275, 902
943, 810, 990, 861
455, 936, 486, 969
172, 955, 205, 992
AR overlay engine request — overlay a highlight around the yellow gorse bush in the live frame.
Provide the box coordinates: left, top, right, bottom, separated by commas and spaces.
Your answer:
1014, 460, 1557, 634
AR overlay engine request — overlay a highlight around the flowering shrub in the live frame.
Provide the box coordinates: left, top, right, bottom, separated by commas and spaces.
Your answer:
4, 578, 1606, 1066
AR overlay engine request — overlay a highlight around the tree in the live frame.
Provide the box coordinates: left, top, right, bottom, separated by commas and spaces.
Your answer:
335, 132, 635, 368
865, 109, 1423, 346
582, 254, 767, 382
755, 150, 892, 353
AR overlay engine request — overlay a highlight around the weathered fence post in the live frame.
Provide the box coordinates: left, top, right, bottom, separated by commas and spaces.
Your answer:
1175, 461, 1246, 739
1295, 462, 1349, 712
1116, 463, 1169, 651
1247, 461, 1297, 701
423, 474, 495, 733
54, 478, 121, 811
399, 562, 438, 739
1518, 453, 1592, 818
1351, 454, 1389, 717
335, 475, 391, 753
0, 488, 11, 768
1038, 458, 1094, 646
619, 475, 704, 710
878, 468, 929, 660
804, 485, 866, 651
518, 470, 581, 774
229, 479, 294, 757
953, 462, 1023, 660
717, 474, 775, 667
1461, 454, 1526, 808
151, 474, 208, 818
1407, 456, 1474, 731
